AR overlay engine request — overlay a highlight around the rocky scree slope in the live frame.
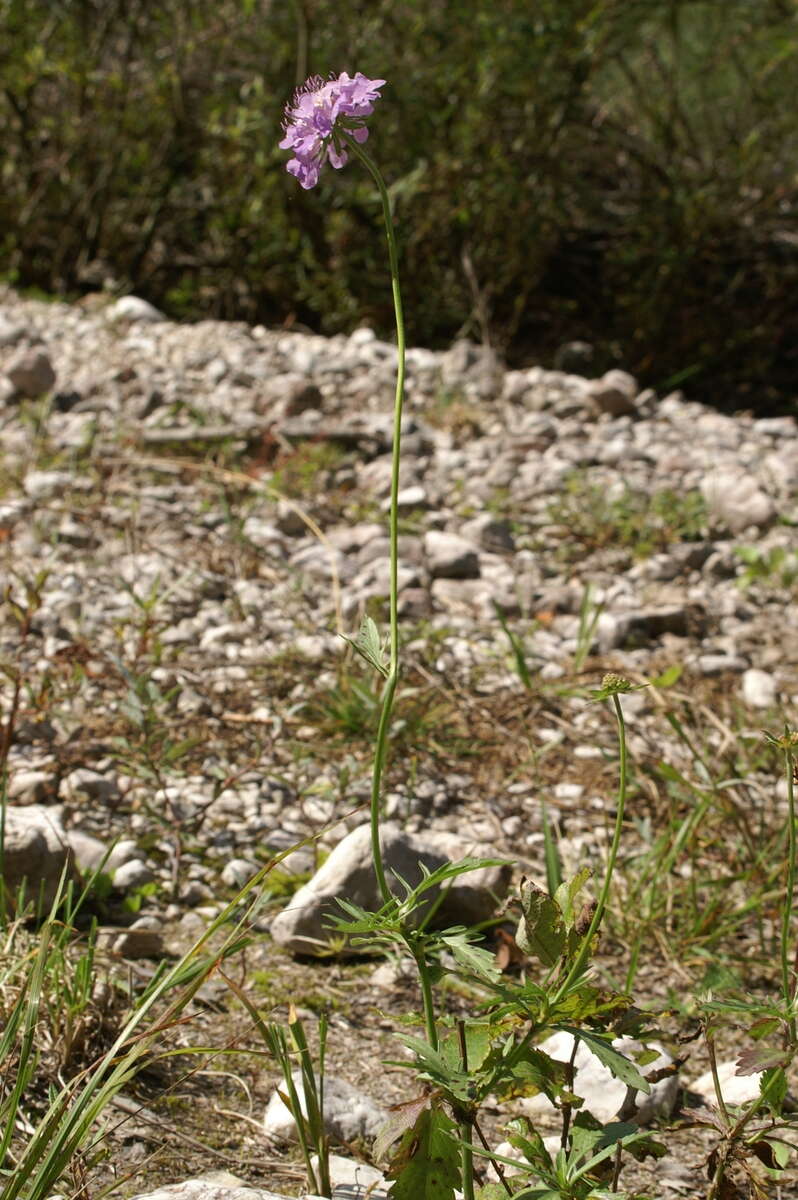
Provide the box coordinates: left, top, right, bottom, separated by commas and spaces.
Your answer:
0, 287, 797, 1194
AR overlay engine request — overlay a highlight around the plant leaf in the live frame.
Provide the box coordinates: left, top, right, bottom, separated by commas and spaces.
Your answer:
554, 867, 591, 929
651, 664, 683, 688
559, 1027, 651, 1093
385, 1102, 460, 1200
374, 1091, 433, 1162
516, 879, 565, 967
752, 1137, 792, 1170
342, 615, 389, 677
494, 1046, 569, 1105
736, 1046, 790, 1075
439, 1021, 493, 1075
760, 1065, 788, 1115
440, 932, 500, 982
505, 1116, 554, 1171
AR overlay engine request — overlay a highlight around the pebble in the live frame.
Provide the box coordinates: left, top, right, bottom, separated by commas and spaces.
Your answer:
112, 860, 156, 891
129, 1184, 288, 1200
5, 347, 56, 396
701, 467, 775, 533
424, 530, 481, 579
263, 1071, 384, 1144
108, 295, 166, 323
586, 368, 638, 416
221, 857, 259, 888
741, 667, 778, 708
1, 284, 796, 1195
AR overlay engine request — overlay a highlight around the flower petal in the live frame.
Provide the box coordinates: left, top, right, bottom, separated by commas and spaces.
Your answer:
280, 70, 384, 187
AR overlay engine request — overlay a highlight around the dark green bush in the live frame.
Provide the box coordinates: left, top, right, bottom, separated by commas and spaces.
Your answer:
1, 0, 796, 410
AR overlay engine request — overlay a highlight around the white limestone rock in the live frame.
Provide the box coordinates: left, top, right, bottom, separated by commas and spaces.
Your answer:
129, 1183, 287, 1200
269, 821, 510, 956
424, 530, 480, 579
586, 368, 639, 416
701, 467, 775, 533
263, 1070, 384, 1145
1, 805, 79, 912
741, 667, 777, 709
108, 295, 165, 323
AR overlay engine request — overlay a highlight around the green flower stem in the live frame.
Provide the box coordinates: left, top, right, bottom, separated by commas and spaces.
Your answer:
343, 134, 442, 1058
552, 692, 628, 1004
413, 945, 439, 1051
781, 744, 797, 1041
343, 132, 406, 909
368, 674, 398, 907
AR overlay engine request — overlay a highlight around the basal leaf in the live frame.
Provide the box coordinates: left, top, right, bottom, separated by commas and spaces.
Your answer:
516, 879, 565, 967
386, 1103, 460, 1200
752, 1136, 792, 1170
495, 1046, 569, 1104
568, 1111, 607, 1164
506, 1191, 562, 1200
374, 1091, 432, 1162
439, 1021, 494, 1074
760, 1065, 788, 1115
476, 1185, 512, 1200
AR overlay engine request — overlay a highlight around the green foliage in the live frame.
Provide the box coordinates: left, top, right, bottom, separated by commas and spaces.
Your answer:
269, 443, 347, 500
541, 802, 564, 897
573, 584, 603, 673
735, 544, 798, 593
0, 856, 261, 1199
305, 667, 466, 757
385, 1100, 460, 1200
2, 1, 797, 407
547, 474, 707, 562
515, 871, 594, 970
494, 601, 536, 691
231, 992, 333, 1198
497, 1112, 664, 1199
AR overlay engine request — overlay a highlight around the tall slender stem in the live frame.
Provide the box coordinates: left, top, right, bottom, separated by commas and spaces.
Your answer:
342, 131, 406, 907
553, 692, 628, 1004
781, 745, 797, 1041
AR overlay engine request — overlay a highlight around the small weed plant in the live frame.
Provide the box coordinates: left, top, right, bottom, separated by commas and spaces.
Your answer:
547, 474, 707, 564
735, 544, 798, 595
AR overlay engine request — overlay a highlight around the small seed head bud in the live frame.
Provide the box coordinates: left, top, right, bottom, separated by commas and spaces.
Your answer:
601, 672, 632, 694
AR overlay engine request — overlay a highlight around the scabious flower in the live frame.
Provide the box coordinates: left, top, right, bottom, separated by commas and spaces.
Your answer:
279, 71, 385, 189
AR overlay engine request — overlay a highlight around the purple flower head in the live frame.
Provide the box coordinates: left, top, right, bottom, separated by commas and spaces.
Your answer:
280, 71, 385, 189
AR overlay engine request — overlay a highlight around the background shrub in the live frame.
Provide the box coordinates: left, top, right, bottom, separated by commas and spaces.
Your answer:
1, 0, 796, 410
